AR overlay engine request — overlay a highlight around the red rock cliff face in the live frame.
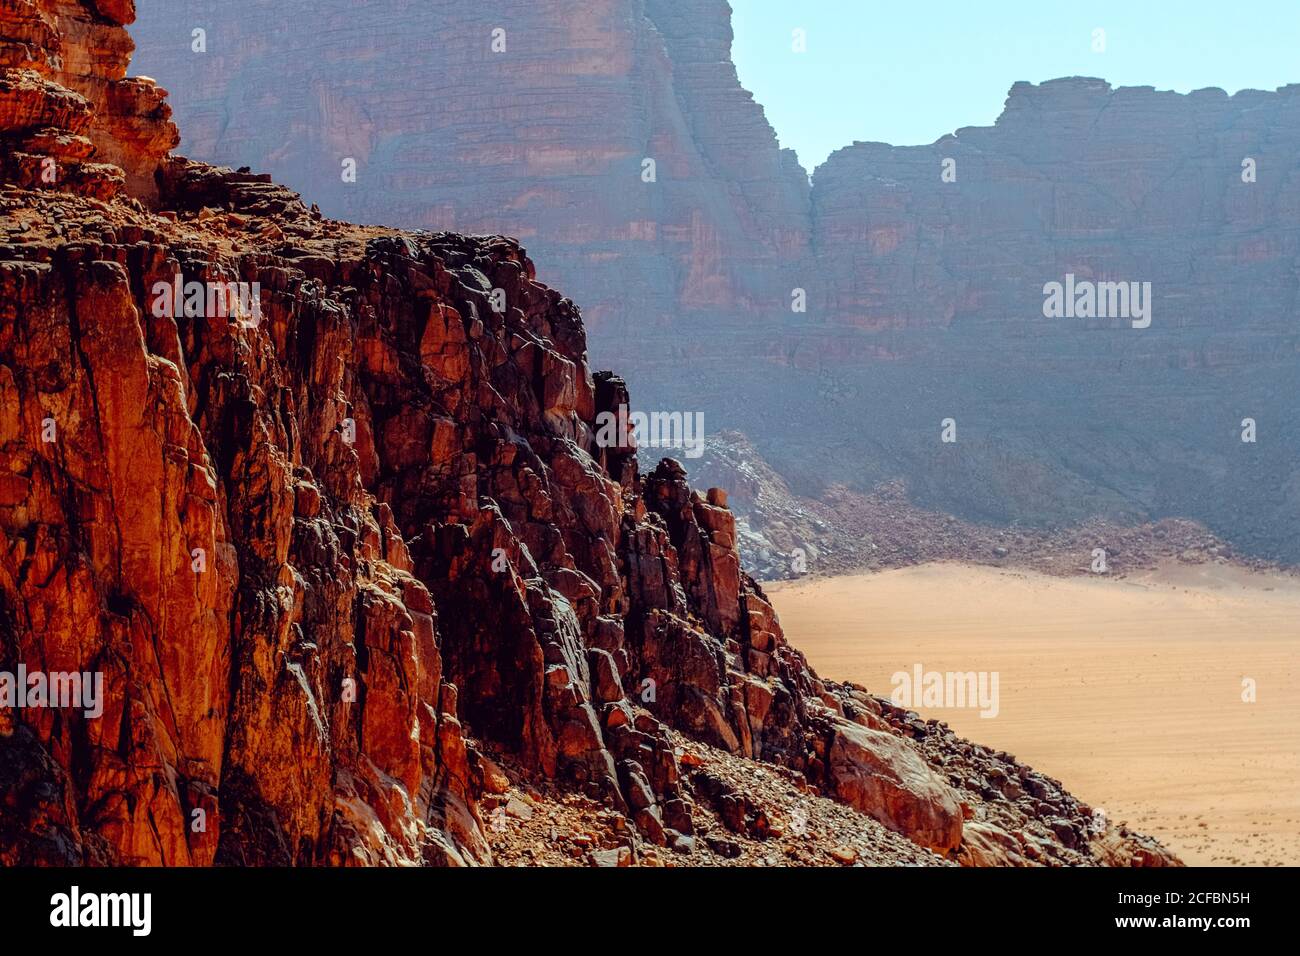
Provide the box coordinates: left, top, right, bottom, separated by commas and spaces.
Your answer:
1, 0, 1175, 866
0, 0, 176, 199
813, 77, 1300, 348
127, 0, 810, 358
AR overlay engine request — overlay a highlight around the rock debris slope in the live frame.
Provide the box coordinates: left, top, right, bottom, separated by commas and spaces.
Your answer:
0, 0, 1175, 867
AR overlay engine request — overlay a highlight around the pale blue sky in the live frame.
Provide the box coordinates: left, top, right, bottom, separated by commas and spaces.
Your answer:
731, 0, 1300, 171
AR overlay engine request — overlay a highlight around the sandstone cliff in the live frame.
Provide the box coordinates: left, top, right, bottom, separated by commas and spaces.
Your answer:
0, 0, 1175, 867
806, 77, 1300, 558
130, 3, 1300, 566
128, 0, 810, 359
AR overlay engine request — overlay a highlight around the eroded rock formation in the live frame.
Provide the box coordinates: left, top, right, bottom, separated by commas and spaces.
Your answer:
1, 0, 175, 199
1, 0, 1176, 866
128, 0, 810, 353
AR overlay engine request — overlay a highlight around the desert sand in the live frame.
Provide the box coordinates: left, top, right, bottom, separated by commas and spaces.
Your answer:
767, 561, 1300, 866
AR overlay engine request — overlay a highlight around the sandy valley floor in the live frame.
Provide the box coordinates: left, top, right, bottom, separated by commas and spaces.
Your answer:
767, 562, 1300, 866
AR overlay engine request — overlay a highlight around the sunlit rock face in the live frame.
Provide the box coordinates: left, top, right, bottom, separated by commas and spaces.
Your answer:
1, 0, 177, 200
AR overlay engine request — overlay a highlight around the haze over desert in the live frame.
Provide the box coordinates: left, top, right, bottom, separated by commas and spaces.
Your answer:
769, 561, 1300, 866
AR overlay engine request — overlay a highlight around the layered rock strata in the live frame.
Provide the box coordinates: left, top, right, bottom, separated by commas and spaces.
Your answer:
129, 0, 811, 350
